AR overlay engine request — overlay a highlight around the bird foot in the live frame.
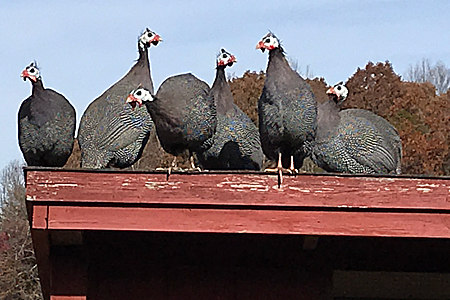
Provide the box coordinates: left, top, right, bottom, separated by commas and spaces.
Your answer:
155, 167, 183, 172
179, 166, 202, 172
264, 167, 292, 174
264, 167, 289, 188
288, 167, 299, 174
188, 155, 202, 172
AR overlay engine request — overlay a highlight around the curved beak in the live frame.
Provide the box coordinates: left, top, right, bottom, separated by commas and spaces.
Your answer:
326, 86, 336, 95
20, 70, 36, 82
326, 86, 341, 101
151, 34, 163, 46
20, 70, 28, 81
126, 94, 142, 111
255, 40, 265, 50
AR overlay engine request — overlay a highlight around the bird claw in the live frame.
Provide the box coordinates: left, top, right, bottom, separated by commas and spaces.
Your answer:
189, 166, 202, 172
288, 168, 299, 174
264, 167, 292, 174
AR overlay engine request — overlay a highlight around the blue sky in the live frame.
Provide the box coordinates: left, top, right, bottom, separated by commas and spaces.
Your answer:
2, 0, 450, 170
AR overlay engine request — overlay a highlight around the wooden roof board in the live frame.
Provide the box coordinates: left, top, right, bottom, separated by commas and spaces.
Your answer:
38, 206, 450, 238
24, 168, 450, 238
26, 169, 450, 211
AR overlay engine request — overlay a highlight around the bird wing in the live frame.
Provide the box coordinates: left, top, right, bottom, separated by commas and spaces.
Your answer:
338, 116, 397, 173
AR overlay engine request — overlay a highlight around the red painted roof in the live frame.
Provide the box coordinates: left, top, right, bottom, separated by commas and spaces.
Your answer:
25, 168, 450, 238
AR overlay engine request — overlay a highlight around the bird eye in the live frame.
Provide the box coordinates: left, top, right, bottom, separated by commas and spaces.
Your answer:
147, 32, 153, 38
265, 38, 270, 43
29, 68, 35, 73
337, 86, 342, 91
136, 90, 142, 96
223, 54, 228, 58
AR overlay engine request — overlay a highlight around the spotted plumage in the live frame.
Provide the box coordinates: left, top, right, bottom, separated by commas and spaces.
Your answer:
78, 28, 161, 169
311, 82, 402, 174
197, 49, 263, 170
256, 32, 317, 171
126, 73, 217, 159
18, 62, 76, 167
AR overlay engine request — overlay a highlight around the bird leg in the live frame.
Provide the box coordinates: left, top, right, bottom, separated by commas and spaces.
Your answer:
289, 155, 298, 174
276, 152, 283, 188
264, 152, 284, 188
188, 152, 202, 172
167, 156, 178, 180
190, 155, 196, 169
156, 156, 178, 180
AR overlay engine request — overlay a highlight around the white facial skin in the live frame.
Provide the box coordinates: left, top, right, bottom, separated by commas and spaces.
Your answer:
217, 48, 236, 67
256, 33, 280, 52
138, 28, 162, 50
21, 63, 40, 82
126, 88, 154, 109
332, 83, 349, 101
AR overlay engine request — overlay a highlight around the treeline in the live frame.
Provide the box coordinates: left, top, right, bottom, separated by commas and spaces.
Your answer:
0, 161, 43, 300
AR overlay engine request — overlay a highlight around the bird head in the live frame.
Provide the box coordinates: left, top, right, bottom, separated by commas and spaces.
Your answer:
216, 48, 237, 68
20, 61, 41, 82
326, 82, 348, 104
139, 28, 162, 50
256, 32, 281, 53
126, 87, 154, 110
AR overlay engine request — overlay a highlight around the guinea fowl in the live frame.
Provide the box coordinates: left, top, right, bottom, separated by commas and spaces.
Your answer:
18, 62, 76, 167
78, 28, 161, 169
197, 49, 263, 170
256, 32, 317, 184
126, 73, 217, 172
311, 82, 402, 174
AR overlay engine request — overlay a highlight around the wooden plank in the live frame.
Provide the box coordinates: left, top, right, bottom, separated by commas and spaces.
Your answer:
333, 270, 450, 299
30, 229, 51, 300
50, 296, 86, 300
32, 205, 48, 229
235, 266, 332, 300
46, 206, 450, 238
26, 170, 450, 211
50, 246, 87, 300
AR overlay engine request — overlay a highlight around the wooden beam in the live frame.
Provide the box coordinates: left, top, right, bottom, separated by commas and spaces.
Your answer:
45, 206, 450, 238
50, 231, 83, 246
303, 236, 319, 250
32, 205, 48, 229
50, 296, 85, 300
30, 229, 51, 300
333, 270, 450, 299
50, 246, 87, 300
26, 171, 450, 211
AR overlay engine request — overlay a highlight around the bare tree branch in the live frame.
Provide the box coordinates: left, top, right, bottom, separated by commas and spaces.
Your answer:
405, 58, 450, 95
287, 56, 315, 79
0, 160, 43, 300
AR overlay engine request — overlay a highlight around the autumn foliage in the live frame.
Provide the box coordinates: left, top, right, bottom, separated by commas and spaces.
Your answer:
65, 62, 450, 176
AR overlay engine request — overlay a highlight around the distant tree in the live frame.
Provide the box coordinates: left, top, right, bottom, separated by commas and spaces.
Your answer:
0, 160, 43, 300
287, 57, 315, 79
405, 58, 450, 95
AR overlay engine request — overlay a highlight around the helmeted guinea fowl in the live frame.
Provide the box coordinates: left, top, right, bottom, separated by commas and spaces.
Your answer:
126, 73, 217, 170
311, 82, 402, 174
197, 49, 263, 170
18, 62, 76, 167
78, 28, 161, 169
256, 32, 317, 181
